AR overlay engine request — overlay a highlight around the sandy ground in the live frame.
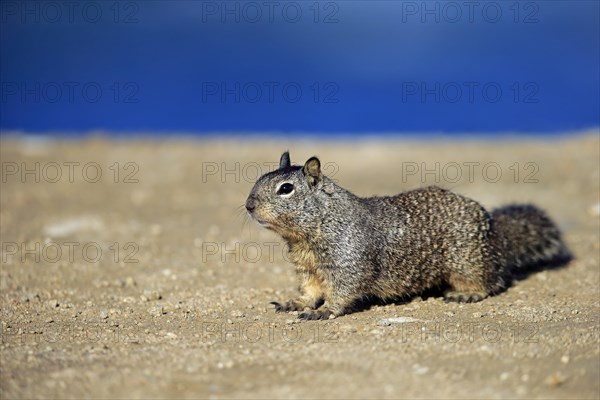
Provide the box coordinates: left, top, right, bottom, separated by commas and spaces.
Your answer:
0, 132, 599, 399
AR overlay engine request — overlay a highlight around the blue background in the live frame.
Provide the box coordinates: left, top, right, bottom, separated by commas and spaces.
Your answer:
1, 0, 599, 135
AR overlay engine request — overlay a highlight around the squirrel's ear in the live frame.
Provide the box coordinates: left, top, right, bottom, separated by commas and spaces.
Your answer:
303, 156, 322, 186
279, 151, 291, 169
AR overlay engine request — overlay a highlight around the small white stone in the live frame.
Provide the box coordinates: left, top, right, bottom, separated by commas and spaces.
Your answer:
143, 289, 161, 301
377, 317, 421, 326
412, 364, 429, 375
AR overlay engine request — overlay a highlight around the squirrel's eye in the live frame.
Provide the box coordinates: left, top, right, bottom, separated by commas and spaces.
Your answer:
277, 183, 294, 196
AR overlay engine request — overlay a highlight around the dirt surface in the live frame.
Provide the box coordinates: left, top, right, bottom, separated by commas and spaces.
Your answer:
1, 133, 599, 399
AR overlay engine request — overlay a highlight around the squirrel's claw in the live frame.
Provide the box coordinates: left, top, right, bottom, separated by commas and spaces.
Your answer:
270, 301, 286, 312
298, 309, 333, 320
269, 300, 300, 312
270, 299, 311, 312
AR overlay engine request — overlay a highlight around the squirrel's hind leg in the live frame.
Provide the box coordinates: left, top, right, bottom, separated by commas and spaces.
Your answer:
443, 274, 490, 303
442, 249, 503, 303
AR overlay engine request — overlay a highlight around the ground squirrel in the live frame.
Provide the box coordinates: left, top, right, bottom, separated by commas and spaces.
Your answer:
245, 152, 571, 320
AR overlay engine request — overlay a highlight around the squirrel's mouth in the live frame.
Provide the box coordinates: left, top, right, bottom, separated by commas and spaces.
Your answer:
255, 218, 269, 226
257, 219, 275, 229
249, 213, 273, 228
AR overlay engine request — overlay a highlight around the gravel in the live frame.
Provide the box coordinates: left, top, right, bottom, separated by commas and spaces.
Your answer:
1, 134, 598, 399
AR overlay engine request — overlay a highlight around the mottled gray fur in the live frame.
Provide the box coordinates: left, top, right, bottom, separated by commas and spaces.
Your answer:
245, 152, 571, 320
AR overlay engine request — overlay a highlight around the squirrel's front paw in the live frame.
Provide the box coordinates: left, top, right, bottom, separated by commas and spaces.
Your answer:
298, 309, 334, 320
270, 299, 306, 312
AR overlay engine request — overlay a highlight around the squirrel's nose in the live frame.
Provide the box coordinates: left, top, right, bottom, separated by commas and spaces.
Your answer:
245, 197, 258, 212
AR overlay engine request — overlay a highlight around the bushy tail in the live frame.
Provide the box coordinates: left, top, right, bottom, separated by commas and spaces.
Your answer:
491, 205, 572, 274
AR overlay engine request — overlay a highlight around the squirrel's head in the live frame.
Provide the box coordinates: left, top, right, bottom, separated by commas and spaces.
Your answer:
245, 151, 332, 240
